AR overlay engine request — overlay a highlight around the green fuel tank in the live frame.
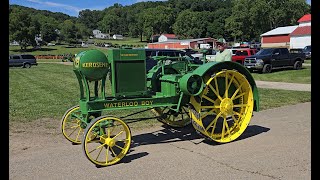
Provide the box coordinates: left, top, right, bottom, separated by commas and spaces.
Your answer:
73, 49, 109, 81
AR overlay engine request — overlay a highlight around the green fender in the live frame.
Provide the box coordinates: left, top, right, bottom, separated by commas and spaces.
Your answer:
192, 61, 260, 112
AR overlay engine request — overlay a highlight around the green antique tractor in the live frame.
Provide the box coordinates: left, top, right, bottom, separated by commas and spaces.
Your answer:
61, 48, 259, 167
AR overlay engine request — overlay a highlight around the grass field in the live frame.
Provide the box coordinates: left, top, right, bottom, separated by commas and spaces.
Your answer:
251, 66, 311, 84
9, 63, 311, 129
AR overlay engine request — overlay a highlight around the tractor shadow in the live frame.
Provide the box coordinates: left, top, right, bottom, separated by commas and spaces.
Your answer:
120, 119, 269, 164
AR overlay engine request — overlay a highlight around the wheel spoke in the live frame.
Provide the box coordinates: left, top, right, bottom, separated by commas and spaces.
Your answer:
88, 143, 103, 154
231, 82, 244, 100
210, 115, 218, 136
105, 146, 110, 163
201, 105, 220, 109
205, 112, 222, 131
208, 83, 223, 101
225, 116, 231, 136
226, 74, 235, 92
95, 145, 103, 161
67, 126, 79, 137
231, 114, 241, 129
112, 130, 124, 140
114, 144, 125, 150
232, 92, 246, 100
201, 108, 216, 120
233, 104, 248, 108
70, 125, 79, 129
220, 115, 226, 139
224, 72, 228, 98
214, 76, 219, 96
110, 147, 117, 157
75, 128, 82, 142
107, 128, 111, 138
233, 111, 242, 117
202, 94, 216, 104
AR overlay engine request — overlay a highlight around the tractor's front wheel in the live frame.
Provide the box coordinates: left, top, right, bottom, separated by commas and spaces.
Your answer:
82, 116, 131, 167
189, 70, 254, 143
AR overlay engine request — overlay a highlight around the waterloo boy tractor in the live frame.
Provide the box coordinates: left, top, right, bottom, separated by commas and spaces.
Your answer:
61, 48, 259, 167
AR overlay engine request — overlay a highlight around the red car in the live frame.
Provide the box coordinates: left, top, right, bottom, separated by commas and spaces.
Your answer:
232, 49, 258, 65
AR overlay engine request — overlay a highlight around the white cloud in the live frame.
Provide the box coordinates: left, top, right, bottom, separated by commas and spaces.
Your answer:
27, 0, 81, 13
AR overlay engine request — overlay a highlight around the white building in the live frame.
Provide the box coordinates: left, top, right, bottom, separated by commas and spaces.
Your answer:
158, 34, 177, 42
92, 30, 110, 39
289, 14, 311, 49
112, 34, 124, 40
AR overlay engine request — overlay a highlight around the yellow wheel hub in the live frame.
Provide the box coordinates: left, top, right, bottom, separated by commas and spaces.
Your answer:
220, 98, 233, 115
105, 138, 115, 147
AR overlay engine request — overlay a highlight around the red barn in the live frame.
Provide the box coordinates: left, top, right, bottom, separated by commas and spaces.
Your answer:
290, 14, 311, 49
260, 25, 298, 48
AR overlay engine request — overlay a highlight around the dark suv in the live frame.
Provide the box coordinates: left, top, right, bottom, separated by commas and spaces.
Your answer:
9, 54, 38, 68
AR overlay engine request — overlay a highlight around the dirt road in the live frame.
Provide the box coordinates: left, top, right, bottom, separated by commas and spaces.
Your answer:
9, 102, 311, 180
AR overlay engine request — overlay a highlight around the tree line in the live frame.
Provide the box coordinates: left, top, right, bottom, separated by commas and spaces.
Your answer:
9, 0, 310, 49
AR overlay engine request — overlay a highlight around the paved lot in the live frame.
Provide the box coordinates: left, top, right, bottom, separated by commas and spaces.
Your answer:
9, 102, 311, 180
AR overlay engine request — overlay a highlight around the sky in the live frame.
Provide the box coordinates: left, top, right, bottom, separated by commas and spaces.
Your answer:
9, 0, 311, 17
9, 0, 167, 17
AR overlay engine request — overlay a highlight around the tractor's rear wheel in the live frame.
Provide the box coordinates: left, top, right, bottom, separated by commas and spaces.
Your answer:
189, 70, 254, 143
151, 105, 191, 128
82, 116, 131, 167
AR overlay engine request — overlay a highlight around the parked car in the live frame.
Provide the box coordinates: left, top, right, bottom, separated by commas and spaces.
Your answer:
9, 54, 38, 68
144, 48, 186, 72
243, 48, 305, 73
303, 45, 311, 59
190, 48, 217, 62
232, 49, 258, 65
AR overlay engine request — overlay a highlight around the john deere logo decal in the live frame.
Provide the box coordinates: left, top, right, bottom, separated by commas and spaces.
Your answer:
74, 57, 80, 68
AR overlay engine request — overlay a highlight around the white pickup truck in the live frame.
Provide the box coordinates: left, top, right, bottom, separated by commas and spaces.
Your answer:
190, 49, 217, 61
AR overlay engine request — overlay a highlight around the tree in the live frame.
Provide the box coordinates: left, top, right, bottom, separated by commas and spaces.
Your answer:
173, 10, 209, 38
60, 20, 78, 44
9, 9, 41, 49
78, 9, 102, 30
41, 23, 58, 43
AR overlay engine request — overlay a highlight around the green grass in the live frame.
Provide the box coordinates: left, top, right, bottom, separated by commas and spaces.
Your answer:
304, 59, 311, 64
258, 88, 311, 110
9, 63, 311, 129
251, 66, 311, 84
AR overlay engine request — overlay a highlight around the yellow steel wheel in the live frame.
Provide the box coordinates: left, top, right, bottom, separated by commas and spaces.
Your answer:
151, 105, 191, 127
61, 105, 85, 144
82, 116, 131, 167
189, 70, 254, 143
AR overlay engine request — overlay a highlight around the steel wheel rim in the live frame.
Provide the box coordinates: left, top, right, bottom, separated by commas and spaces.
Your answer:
151, 106, 191, 127
61, 106, 84, 144
190, 70, 254, 143
82, 116, 131, 166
